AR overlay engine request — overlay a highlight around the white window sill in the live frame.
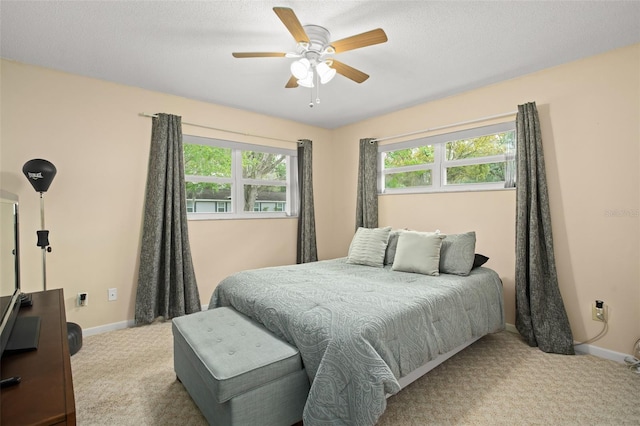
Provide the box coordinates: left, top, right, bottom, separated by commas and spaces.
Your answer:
380, 185, 515, 196
187, 212, 298, 221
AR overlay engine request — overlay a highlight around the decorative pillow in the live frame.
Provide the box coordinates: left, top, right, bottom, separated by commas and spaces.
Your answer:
384, 229, 404, 265
346, 227, 392, 267
473, 253, 489, 268
391, 231, 445, 276
439, 231, 476, 276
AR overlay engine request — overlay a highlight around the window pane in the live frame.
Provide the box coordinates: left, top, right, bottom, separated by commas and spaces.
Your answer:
244, 185, 286, 212
446, 162, 505, 184
384, 146, 434, 169
385, 170, 432, 189
242, 151, 287, 181
445, 131, 514, 161
185, 182, 232, 213
184, 144, 231, 177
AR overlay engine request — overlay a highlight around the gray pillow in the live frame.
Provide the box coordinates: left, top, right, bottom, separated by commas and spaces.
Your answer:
392, 231, 445, 276
384, 230, 404, 265
439, 231, 476, 276
346, 227, 392, 267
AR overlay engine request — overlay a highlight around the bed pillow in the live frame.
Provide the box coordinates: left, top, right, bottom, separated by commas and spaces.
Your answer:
392, 231, 445, 275
346, 226, 392, 267
473, 253, 489, 268
384, 229, 404, 265
439, 231, 476, 276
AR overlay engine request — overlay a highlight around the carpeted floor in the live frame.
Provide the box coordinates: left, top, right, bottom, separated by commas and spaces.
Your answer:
70, 321, 640, 425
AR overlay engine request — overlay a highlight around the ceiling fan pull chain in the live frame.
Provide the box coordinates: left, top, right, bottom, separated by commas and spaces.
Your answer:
309, 84, 314, 108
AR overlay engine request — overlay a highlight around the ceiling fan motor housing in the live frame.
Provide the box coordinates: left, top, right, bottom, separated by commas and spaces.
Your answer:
298, 25, 333, 64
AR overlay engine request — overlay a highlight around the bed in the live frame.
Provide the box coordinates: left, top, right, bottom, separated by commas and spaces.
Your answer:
209, 231, 505, 425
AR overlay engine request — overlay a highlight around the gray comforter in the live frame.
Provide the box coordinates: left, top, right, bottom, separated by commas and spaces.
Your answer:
209, 258, 504, 425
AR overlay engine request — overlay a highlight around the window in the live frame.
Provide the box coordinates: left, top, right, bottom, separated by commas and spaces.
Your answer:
379, 122, 516, 194
183, 135, 298, 219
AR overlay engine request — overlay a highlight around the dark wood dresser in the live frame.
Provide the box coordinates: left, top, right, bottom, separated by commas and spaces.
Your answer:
1, 289, 76, 425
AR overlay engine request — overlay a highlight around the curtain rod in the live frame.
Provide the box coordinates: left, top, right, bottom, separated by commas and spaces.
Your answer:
372, 110, 518, 143
139, 113, 299, 144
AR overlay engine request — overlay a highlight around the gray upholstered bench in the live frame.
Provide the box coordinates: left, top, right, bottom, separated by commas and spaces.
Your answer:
172, 307, 309, 426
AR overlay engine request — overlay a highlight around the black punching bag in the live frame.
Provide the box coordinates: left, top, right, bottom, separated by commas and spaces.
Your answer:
22, 159, 57, 193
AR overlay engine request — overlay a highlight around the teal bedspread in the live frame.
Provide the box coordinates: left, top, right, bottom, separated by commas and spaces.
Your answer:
209, 258, 504, 425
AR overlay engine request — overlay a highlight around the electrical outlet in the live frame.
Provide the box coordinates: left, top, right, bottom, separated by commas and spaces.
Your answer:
592, 300, 606, 322
108, 288, 117, 301
78, 292, 88, 307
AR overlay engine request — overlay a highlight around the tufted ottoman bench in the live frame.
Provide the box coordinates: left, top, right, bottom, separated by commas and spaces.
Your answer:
172, 307, 309, 426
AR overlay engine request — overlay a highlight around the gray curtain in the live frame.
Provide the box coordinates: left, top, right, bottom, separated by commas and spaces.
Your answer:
355, 138, 379, 229
515, 102, 574, 354
297, 139, 318, 263
135, 113, 201, 325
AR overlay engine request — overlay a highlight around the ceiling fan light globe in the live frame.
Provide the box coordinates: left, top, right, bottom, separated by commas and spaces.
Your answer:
297, 74, 314, 88
320, 69, 336, 84
290, 58, 311, 80
316, 62, 337, 84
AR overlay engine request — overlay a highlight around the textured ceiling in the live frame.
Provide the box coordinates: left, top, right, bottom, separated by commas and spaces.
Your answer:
1, 1, 639, 129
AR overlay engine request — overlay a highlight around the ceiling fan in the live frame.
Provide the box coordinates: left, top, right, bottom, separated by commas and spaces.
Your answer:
232, 7, 388, 91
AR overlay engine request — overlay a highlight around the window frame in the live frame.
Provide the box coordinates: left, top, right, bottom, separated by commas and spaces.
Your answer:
378, 122, 516, 194
183, 134, 298, 220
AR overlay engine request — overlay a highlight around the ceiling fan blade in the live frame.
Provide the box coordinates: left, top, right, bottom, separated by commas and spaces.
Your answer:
285, 75, 299, 88
331, 60, 370, 83
331, 28, 388, 53
273, 7, 310, 44
232, 52, 287, 58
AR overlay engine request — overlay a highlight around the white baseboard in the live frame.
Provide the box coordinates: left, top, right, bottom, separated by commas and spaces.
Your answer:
81, 318, 632, 365
82, 319, 135, 337
505, 323, 518, 334
81, 304, 210, 337
573, 343, 631, 364
504, 323, 631, 364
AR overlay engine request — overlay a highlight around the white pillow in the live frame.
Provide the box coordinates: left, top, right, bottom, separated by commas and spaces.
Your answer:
392, 231, 445, 275
346, 227, 392, 267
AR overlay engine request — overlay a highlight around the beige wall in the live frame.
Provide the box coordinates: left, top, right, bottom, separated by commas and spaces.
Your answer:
1, 43, 638, 355
0, 59, 332, 329
330, 44, 639, 355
